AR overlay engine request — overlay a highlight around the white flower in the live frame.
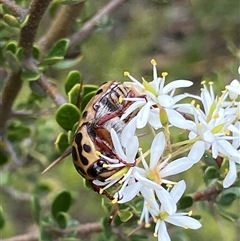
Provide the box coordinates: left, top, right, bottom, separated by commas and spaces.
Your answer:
117, 132, 201, 214
225, 66, 240, 100
146, 181, 202, 241
183, 82, 240, 159
222, 121, 240, 188
121, 59, 193, 132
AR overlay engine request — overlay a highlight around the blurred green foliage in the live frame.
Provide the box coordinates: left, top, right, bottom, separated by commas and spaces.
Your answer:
0, 0, 239, 241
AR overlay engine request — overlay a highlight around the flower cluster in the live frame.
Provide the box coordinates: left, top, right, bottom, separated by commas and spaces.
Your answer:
93, 61, 240, 240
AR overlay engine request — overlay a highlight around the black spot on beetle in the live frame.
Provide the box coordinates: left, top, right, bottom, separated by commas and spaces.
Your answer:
75, 132, 83, 145
82, 111, 88, 119
75, 164, 87, 177
75, 132, 89, 166
83, 143, 91, 153
72, 146, 78, 162
95, 88, 103, 95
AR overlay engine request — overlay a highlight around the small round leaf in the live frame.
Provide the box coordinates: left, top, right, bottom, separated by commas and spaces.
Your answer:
65, 70, 82, 94
56, 212, 69, 229
216, 192, 237, 206
178, 195, 194, 210
68, 84, 81, 105
81, 90, 97, 112
43, 39, 69, 65
31, 196, 41, 225
55, 132, 69, 153
3, 14, 20, 28
204, 166, 220, 179
51, 191, 72, 220
56, 103, 80, 131
118, 210, 133, 222
0, 206, 5, 229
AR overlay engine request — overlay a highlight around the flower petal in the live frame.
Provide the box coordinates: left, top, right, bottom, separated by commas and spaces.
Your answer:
160, 157, 194, 177
166, 215, 202, 229
170, 180, 186, 203
155, 187, 177, 215
223, 159, 237, 188
136, 101, 153, 128
150, 132, 165, 169
111, 128, 126, 160
188, 141, 205, 163
116, 181, 143, 203
163, 80, 193, 94
157, 221, 171, 241
126, 135, 139, 163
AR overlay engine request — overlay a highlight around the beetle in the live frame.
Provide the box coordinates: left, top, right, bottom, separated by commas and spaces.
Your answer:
72, 81, 139, 183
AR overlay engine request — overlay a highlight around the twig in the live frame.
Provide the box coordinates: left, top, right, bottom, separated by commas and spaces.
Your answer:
37, 74, 66, 106
0, 72, 23, 136
69, 0, 129, 48
1, 222, 102, 241
193, 185, 221, 202
1, 186, 31, 202
0, 0, 52, 135
19, 0, 52, 58
37, 2, 85, 55
0, 0, 28, 19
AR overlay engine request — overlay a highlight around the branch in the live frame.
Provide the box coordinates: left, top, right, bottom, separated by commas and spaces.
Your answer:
37, 74, 66, 106
37, 2, 85, 55
193, 185, 221, 202
0, 0, 52, 135
0, 72, 23, 136
19, 0, 52, 58
69, 0, 129, 48
1, 222, 102, 241
1, 186, 31, 202
0, 0, 28, 19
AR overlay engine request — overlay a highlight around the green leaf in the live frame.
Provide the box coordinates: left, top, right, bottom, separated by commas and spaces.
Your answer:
216, 205, 239, 222
118, 210, 133, 222
0, 142, 9, 166
216, 192, 237, 206
67, 130, 74, 145
202, 152, 219, 168
56, 103, 80, 131
221, 187, 240, 197
7, 121, 31, 142
56, 212, 69, 229
21, 69, 40, 81
32, 196, 41, 225
55, 132, 69, 153
82, 84, 99, 96
81, 90, 97, 112
20, 14, 29, 28
51, 191, 72, 220
34, 182, 51, 196
5, 41, 18, 53
178, 195, 193, 210
3, 14, 20, 28
68, 84, 81, 105
0, 206, 5, 229
204, 166, 220, 179
33, 46, 40, 60
101, 217, 112, 239
5, 51, 20, 72
65, 70, 82, 94
43, 39, 69, 65
53, 55, 83, 69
